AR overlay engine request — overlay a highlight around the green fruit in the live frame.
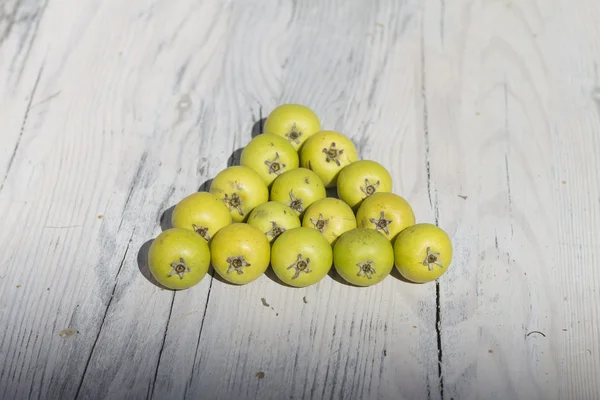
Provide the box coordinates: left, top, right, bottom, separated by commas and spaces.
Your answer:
271, 227, 333, 287
333, 228, 394, 287
394, 223, 453, 283
209, 166, 269, 222
171, 192, 232, 242
270, 168, 326, 218
356, 192, 415, 242
302, 198, 356, 245
240, 133, 299, 186
337, 160, 393, 210
246, 201, 301, 243
299, 130, 358, 188
210, 223, 270, 285
263, 104, 321, 151
148, 228, 211, 290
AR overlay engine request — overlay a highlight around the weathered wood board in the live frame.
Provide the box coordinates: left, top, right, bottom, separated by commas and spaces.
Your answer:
0, 0, 598, 399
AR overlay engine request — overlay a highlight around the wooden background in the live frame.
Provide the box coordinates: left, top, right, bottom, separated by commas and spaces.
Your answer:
1, 0, 599, 399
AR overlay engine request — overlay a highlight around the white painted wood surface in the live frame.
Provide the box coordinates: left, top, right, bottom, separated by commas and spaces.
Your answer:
0, 0, 598, 399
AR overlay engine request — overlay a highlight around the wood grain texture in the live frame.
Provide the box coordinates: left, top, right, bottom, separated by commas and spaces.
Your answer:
1, 0, 599, 399
422, 0, 600, 399
0, 0, 49, 192
0, 0, 438, 399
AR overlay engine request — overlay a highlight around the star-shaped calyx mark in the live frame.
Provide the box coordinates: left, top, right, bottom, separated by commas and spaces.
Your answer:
357, 261, 376, 279
265, 221, 286, 241
287, 254, 312, 279
227, 255, 251, 275
192, 224, 211, 241
423, 247, 444, 271
288, 190, 304, 214
360, 179, 380, 197
223, 193, 244, 216
309, 213, 329, 233
369, 211, 392, 235
322, 142, 344, 166
285, 123, 302, 144
169, 257, 191, 279
265, 152, 286, 176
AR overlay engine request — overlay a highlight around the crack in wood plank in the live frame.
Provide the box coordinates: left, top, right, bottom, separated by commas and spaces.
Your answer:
118, 153, 148, 231
184, 268, 216, 397
435, 282, 444, 400
0, 61, 44, 195
150, 291, 176, 398
74, 230, 134, 400
421, 11, 443, 400
13, 0, 50, 84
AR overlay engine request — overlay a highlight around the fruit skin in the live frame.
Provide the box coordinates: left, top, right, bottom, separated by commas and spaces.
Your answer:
209, 166, 269, 223
300, 130, 359, 188
302, 198, 357, 245
210, 223, 270, 285
246, 201, 301, 243
271, 227, 333, 287
269, 168, 326, 218
356, 192, 415, 242
333, 228, 394, 287
263, 104, 321, 151
393, 223, 453, 283
171, 192, 232, 242
240, 133, 299, 186
148, 228, 211, 290
337, 160, 393, 210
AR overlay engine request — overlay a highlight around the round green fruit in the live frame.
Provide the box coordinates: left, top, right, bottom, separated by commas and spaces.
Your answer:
209, 166, 269, 223
240, 133, 299, 186
333, 228, 394, 287
356, 192, 415, 242
171, 191, 232, 242
269, 168, 326, 218
271, 227, 333, 287
148, 228, 211, 290
302, 198, 356, 245
210, 223, 270, 285
394, 223, 453, 283
246, 201, 301, 243
337, 160, 393, 210
263, 104, 321, 151
300, 130, 359, 188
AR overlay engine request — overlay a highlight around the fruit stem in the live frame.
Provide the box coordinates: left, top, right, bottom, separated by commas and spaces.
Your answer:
423, 247, 444, 271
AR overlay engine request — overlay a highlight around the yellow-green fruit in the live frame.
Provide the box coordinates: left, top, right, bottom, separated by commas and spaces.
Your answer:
209, 166, 269, 223
333, 228, 394, 287
263, 104, 321, 151
302, 198, 356, 245
300, 130, 359, 188
271, 227, 333, 287
356, 192, 415, 242
171, 192, 232, 242
246, 201, 301, 243
337, 160, 393, 210
148, 228, 211, 290
393, 223, 453, 283
240, 133, 299, 186
210, 223, 270, 285
270, 168, 326, 218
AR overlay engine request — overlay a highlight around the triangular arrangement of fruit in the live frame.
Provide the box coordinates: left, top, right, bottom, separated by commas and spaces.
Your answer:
146, 104, 453, 290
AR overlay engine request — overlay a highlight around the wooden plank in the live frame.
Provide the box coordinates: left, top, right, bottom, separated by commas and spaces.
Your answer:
0, 0, 442, 399
8, 0, 599, 398
422, 0, 600, 398
73, 2, 258, 397
0, 0, 237, 397
178, 1, 442, 399
0, 0, 50, 191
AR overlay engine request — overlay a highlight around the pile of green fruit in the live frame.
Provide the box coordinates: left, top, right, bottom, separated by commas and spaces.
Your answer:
147, 104, 453, 290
